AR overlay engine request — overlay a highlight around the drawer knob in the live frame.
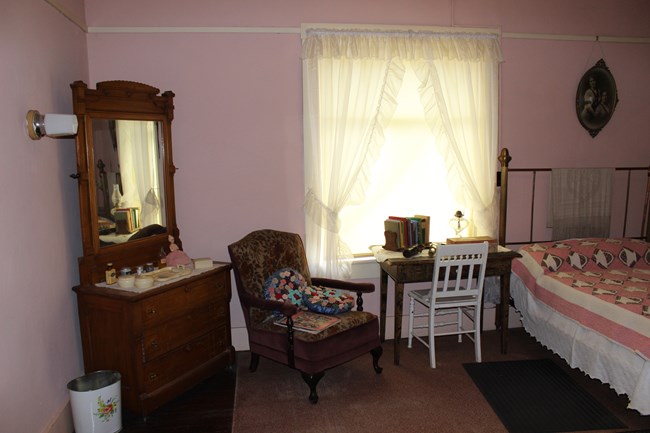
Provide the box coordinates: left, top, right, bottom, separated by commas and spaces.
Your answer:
146, 307, 157, 316
150, 340, 159, 349
184, 286, 192, 293
149, 373, 158, 380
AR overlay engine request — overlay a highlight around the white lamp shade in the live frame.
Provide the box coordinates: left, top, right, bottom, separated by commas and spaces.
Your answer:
44, 113, 78, 137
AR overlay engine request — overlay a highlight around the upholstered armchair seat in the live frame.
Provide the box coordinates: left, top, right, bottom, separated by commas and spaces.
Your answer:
228, 229, 383, 403
250, 310, 380, 374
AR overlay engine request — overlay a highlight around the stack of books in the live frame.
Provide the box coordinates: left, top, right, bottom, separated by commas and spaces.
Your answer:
114, 207, 141, 234
384, 215, 430, 250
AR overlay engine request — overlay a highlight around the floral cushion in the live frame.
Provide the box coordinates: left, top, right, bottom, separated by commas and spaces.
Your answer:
264, 268, 307, 315
302, 285, 355, 315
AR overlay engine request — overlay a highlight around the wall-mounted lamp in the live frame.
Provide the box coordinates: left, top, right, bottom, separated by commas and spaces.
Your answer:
26, 110, 78, 140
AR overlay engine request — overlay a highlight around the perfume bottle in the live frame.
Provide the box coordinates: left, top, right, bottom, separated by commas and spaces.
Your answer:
105, 263, 117, 285
158, 247, 167, 268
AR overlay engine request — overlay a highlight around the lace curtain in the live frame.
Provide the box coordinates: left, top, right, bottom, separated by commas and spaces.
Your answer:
302, 28, 502, 278
550, 168, 614, 239
116, 120, 163, 228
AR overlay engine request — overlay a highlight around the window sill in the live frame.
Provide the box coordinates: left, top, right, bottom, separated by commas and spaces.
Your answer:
350, 255, 380, 279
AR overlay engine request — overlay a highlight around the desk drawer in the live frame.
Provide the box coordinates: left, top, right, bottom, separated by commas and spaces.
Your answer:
140, 274, 227, 326
394, 263, 435, 283
142, 328, 226, 393
141, 302, 228, 362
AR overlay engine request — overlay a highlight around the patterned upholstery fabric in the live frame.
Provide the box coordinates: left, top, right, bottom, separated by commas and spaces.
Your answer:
229, 229, 313, 296
229, 230, 313, 325
228, 229, 382, 379
255, 310, 377, 342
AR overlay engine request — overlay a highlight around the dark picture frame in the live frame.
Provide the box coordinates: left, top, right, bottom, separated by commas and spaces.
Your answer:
576, 58, 618, 137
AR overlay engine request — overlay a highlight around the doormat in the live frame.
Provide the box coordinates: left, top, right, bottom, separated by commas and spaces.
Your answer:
463, 359, 626, 433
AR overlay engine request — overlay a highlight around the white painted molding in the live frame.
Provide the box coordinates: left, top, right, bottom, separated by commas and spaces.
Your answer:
83, 24, 650, 45
503, 32, 650, 44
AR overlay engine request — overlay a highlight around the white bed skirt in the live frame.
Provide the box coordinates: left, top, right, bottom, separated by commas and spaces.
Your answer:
510, 272, 650, 415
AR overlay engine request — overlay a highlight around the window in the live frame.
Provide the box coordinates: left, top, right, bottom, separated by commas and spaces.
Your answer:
338, 67, 463, 254
302, 27, 501, 278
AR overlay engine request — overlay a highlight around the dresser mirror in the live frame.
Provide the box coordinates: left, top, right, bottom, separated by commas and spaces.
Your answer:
71, 80, 180, 285
92, 117, 166, 245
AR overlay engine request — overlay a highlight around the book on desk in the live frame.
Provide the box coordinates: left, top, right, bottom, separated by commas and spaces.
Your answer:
446, 236, 498, 252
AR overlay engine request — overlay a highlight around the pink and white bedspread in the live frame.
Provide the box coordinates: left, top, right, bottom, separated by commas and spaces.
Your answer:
511, 238, 650, 415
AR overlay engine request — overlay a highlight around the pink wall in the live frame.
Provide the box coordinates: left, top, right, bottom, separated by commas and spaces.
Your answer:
84, 0, 650, 344
83, 0, 650, 250
2, 1, 648, 431
0, 0, 87, 432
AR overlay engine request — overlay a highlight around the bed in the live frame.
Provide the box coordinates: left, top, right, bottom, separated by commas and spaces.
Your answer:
497, 148, 650, 415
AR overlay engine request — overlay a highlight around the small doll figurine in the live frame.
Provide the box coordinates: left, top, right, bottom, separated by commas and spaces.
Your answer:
166, 235, 192, 267
168, 235, 179, 252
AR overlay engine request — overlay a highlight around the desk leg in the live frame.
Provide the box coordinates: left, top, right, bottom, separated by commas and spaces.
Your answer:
394, 282, 404, 365
379, 269, 388, 342
499, 272, 511, 354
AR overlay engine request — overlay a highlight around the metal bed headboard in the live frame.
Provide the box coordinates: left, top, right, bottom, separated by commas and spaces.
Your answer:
497, 148, 650, 246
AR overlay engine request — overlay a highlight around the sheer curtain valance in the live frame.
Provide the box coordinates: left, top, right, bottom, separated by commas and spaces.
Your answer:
303, 27, 502, 279
303, 29, 502, 62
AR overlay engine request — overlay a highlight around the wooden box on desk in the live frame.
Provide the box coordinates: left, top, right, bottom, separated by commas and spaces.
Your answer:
446, 236, 498, 252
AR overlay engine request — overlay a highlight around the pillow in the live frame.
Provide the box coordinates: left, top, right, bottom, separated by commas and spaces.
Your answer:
264, 268, 307, 315
302, 285, 355, 315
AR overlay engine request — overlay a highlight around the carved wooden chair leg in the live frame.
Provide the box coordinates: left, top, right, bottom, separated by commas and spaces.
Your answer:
301, 371, 325, 404
371, 346, 383, 374
249, 353, 260, 372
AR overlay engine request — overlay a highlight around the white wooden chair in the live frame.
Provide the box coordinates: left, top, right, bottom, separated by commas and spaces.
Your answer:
407, 241, 489, 368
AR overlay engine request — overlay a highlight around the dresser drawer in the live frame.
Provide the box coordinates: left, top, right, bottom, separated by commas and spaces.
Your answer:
141, 302, 228, 362
140, 273, 228, 326
142, 328, 227, 393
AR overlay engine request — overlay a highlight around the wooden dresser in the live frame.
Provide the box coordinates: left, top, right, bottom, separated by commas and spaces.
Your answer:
73, 263, 235, 415
69, 81, 235, 416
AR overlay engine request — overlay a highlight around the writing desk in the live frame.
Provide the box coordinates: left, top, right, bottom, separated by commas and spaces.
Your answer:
376, 246, 521, 365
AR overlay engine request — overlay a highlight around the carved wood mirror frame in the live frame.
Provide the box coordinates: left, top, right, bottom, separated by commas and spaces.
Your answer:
71, 80, 180, 285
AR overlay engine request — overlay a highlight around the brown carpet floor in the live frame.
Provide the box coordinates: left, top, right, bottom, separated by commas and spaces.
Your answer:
232, 328, 650, 433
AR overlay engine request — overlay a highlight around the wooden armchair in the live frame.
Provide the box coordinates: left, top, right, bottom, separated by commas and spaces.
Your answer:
228, 229, 383, 403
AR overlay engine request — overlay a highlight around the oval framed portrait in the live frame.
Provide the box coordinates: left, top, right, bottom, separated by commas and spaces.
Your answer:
576, 59, 618, 137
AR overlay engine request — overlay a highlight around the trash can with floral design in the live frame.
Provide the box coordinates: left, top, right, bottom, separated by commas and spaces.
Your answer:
67, 370, 121, 433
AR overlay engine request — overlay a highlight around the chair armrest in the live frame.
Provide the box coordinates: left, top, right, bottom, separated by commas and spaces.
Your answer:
311, 277, 375, 293
238, 290, 299, 368
239, 290, 299, 316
